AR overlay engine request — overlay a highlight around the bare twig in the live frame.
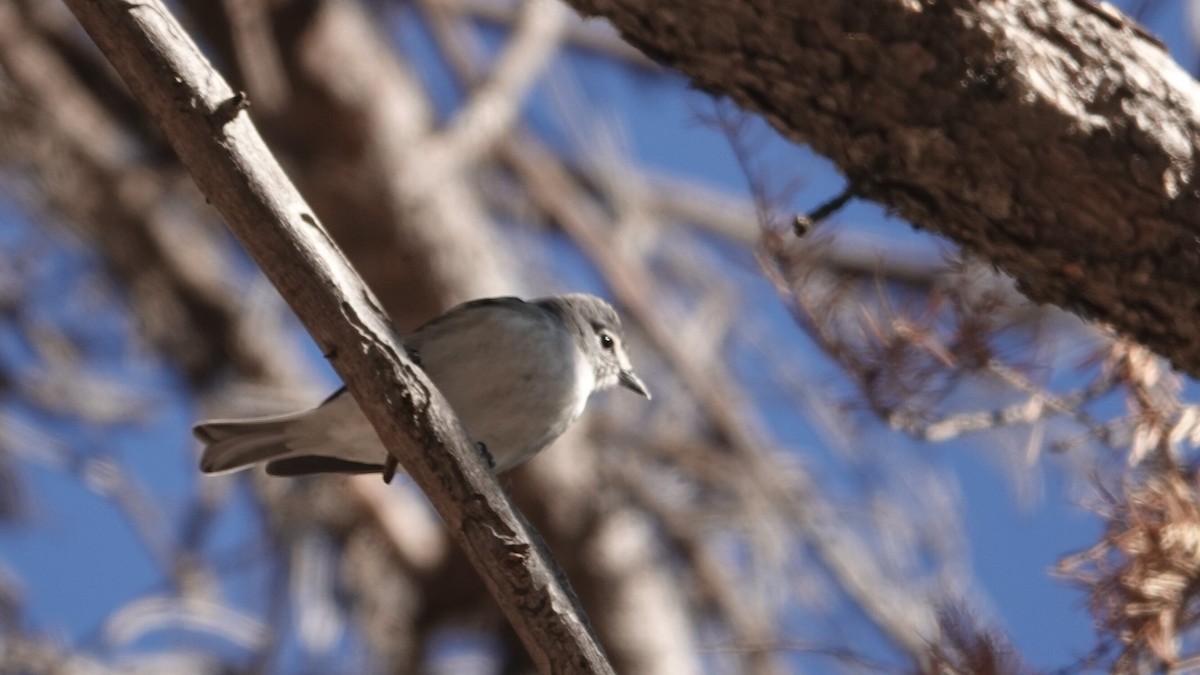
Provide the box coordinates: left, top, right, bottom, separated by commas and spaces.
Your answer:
408, 0, 568, 195
430, 0, 657, 69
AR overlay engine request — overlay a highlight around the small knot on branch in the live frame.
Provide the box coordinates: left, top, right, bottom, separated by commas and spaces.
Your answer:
212, 91, 250, 126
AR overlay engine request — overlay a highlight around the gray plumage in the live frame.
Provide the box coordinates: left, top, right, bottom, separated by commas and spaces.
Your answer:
195, 294, 649, 479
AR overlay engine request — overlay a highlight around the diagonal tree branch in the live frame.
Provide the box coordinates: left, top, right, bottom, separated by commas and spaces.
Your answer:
563, 0, 1200, 378
60, 1, 612, 672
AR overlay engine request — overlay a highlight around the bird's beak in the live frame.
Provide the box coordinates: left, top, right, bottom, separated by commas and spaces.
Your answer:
618, 369, 651, 400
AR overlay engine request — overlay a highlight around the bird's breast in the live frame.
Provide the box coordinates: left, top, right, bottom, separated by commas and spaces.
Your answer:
409, 308, 592, 470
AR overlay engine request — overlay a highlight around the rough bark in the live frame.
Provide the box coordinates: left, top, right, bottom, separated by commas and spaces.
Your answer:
564, 0, 1200, 376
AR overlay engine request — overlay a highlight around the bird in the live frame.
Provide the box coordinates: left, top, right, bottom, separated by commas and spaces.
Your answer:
194, 293, 650, 482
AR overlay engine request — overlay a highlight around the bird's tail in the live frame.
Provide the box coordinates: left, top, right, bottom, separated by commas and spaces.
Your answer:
194, 413, 301, 474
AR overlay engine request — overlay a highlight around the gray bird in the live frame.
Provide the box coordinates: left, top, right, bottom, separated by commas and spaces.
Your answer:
195, 293, 650, 482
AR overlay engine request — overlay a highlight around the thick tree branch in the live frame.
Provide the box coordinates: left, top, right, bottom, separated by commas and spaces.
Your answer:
564, 0, 1200, 377
60, 1, 612, 672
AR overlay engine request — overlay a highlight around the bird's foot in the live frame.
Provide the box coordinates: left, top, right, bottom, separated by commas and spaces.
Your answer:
476, 442, 495, 469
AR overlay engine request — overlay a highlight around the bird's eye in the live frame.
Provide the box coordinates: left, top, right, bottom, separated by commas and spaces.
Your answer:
599, 333, 615, 351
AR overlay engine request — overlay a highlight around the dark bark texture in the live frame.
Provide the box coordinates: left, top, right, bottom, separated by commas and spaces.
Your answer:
565, 0, 1200, 375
